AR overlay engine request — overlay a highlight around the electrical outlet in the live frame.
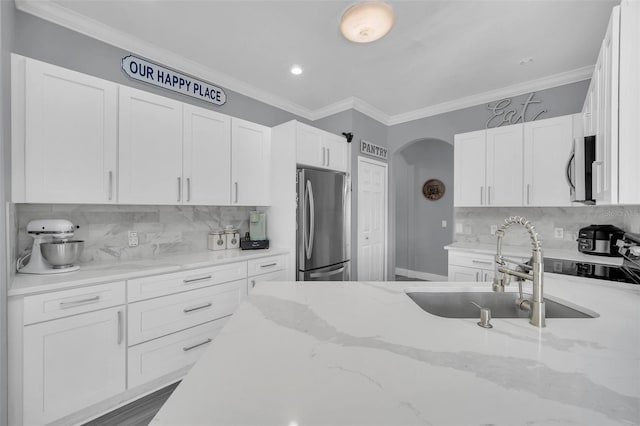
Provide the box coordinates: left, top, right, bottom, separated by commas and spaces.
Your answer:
455, 223, 464, 234
128, 231, 139, 247
554, 228, 564, 239
490, 225, 498, 235
441, 220, 447, 228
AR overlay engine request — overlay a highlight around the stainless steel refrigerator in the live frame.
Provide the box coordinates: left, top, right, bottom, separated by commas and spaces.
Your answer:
297, 168, 350, 281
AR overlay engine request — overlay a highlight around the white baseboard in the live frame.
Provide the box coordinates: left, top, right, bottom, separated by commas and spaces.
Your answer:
395, 268, 447, 282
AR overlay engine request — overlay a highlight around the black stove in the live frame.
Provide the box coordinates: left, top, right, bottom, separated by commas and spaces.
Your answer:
543, 257, 640, 284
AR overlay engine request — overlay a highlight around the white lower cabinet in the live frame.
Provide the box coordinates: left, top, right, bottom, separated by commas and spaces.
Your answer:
448, 252, 495, 282
127, 318, 229, 388
22, 306, 126, 425
247, 254, 288, 292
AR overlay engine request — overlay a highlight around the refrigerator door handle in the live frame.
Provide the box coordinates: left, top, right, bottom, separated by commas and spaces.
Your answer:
305, 180, 315, 260
310, 265, 345, 279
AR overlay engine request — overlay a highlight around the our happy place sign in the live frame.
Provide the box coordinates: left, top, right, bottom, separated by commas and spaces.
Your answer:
122, 55, 226, 106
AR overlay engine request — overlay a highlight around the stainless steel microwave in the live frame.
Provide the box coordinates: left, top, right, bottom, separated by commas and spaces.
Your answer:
567, 135, 596, 204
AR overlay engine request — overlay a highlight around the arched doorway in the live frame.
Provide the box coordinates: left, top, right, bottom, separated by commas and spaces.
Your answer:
393, 138, 453, 280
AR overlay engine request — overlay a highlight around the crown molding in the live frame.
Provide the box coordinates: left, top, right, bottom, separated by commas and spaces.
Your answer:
386, 65, 594, 126
15, 0, 315, 120
16, 0, 594, 128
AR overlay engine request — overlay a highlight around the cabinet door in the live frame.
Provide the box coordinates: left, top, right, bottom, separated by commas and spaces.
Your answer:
523, 116, 574, 206
23, 58, 117, 203
454, 130, 486, 207
119, 86, 183, 204
23, 306, 125, 425
248, 269, 289, 293
296, 124, 324, 168
183, 105, 231, 205
448, 265, 481, 282
486, 124, 523, 206
231, 118, 271, 206
593, 7, 620, 205
323, 134, 349, 172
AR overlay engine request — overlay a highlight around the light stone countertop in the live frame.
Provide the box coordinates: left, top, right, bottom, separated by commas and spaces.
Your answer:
445, 242, 625, 265
151, 275, 640, 426
9, 248, 289, 297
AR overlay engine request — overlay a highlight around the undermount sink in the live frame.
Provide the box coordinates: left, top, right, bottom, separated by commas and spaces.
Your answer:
406, 291, 598, 319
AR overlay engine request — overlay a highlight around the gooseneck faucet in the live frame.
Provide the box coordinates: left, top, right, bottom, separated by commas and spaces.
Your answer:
492, 216, 545, 328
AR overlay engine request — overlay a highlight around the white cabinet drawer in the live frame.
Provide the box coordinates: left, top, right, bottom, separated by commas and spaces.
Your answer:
128, 279, 246, 345
23, 281, 125, 325
248, 269, 289, 293
247, 255, 286, 277
128, 262, 247, 302
448, 252, 494, 269
128, 318, 228, 388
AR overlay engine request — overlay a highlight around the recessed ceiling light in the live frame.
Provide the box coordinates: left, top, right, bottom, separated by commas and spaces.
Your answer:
290, 65, 303, 75
340, 1, 394, 43
519, 57, 534, 66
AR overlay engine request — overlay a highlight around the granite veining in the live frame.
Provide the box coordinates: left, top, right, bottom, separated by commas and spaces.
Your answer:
152, 276, 640, 426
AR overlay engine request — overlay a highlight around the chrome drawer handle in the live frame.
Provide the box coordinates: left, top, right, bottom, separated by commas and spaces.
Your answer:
471, 260, 492, 265
183, 302, 212, 313
260, 263, 277, 268
59, 296, 100, 309
183, 338, 212, 352
117, 310, 123, 345
183, 275, 212, 284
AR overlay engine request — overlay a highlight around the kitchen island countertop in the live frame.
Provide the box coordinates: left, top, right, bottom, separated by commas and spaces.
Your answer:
151, 275, 640, 426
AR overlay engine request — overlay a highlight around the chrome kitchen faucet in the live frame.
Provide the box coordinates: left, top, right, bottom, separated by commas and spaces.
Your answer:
492, 216, 546, 328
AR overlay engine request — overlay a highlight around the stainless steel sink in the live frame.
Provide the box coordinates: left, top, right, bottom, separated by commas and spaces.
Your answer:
406, 291, 598, 319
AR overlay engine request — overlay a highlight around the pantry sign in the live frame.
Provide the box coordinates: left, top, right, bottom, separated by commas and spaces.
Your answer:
122, 55, 226, 106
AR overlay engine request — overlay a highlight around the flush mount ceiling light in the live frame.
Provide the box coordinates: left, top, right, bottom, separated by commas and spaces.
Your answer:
290, 65, 303, 75
340, 1, 394, 43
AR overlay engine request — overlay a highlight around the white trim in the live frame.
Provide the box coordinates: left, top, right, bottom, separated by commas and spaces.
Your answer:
15, 0, 316, 121
387, 66, 594, 125
16, 0, 593, 127
395, 268, 448, 282
357, 156, 389, 280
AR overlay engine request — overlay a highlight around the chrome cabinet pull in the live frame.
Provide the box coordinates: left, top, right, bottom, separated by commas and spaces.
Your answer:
260, 263, 277, 268
472, 260, 492, 265
183, 302, 212, 313
183, 275, 212, 284
322, 147, 326, 166
183, 338, 212, 352
108, 171, 113, 201
59, 296, 100, 309
527, 184, 531, 205
177, 177, 182, 202
187, 177, 191, 202
251, 279, 256, 288
475, 271, 479, 281
234, 182, 239, 203
117, 310, 123, 345
487, 186, 492, 205
480, 187, 483, 205
327, 148, 330, 167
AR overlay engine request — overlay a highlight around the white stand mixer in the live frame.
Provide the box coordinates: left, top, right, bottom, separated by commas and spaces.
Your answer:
18, 219, 83, 274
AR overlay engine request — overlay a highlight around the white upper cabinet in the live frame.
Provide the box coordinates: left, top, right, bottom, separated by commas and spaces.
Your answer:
183, 105, 231, 205
296, 122, 348, 172
231, 118, 271, 206
485, 124, 523, 206
523, 115, 575, 207
454, 130, 486, 207
119, 86, 184, 204
12, 55, 118, 203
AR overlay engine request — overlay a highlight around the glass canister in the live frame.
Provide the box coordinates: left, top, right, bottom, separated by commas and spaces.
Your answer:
208, 230, 226, 251
225, 228, 240, 249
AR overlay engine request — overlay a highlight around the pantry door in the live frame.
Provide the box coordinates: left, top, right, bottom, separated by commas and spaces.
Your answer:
357, 157, 388, 281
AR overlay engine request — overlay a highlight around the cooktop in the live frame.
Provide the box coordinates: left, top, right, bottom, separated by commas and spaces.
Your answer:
544, 257, 640, 284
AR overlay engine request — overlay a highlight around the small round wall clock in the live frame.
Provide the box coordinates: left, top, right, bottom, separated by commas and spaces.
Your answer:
422, 179, 445, 201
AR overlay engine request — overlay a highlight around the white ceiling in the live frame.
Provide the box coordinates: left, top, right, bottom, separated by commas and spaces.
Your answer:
18, 0, 618, 124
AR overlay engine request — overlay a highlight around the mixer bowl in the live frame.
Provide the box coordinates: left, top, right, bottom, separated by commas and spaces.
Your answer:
40, 240, 84, 268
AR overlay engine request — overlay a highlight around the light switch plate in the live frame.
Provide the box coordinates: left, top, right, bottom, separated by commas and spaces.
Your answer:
554, 228, 564, 239
128, 231, 139, 247
442, 220, 447, 228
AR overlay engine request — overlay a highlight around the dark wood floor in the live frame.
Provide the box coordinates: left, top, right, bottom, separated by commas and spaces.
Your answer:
83, 382, 179, 426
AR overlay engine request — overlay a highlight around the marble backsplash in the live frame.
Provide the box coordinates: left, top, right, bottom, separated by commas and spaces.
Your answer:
455, 205, 640, 249
14, 204, 256, 265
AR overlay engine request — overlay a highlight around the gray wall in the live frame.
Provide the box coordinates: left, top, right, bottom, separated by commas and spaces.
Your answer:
387, 80, 591, 277
0, 1, 15, 424
395, 139, 453, 277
